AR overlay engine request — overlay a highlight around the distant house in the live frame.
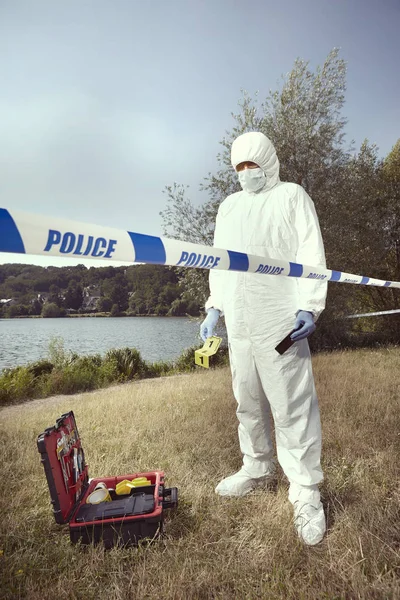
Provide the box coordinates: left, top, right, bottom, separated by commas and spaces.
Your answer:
83, 285, 101, 296
36, 293, 50, 305
83, 295, 101, 310
0, 298, 18, 306
82, 286, 101, 311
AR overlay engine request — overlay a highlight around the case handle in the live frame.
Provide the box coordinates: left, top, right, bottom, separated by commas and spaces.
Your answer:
162, 487, 178, 510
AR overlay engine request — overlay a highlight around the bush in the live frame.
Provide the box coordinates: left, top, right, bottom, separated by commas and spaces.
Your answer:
97, 297, 113, 312
29, 299, 43, 316
0, 340, 229, 406
174, 343, 230, 372
6, 304, 26, 318
186, 300, 201, 316
145, 360, 173, 377
173, 346, 198, 372
0, 367, 36, 404
38, 356, 118, 397
110, 304, 122, 317
28, 360, 54, 378
104, 348, 147, 381
308, 307, 400, 352
47, 337, 73, 368
71, 354, 103, 369
210, 344, 230, 368
42, 303, 65, 318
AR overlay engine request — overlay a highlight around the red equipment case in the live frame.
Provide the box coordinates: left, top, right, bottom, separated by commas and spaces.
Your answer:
37, 411, 178, 548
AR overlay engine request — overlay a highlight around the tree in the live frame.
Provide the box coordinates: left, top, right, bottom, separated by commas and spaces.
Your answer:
382, 139, 400, 282
97, 297, 113, 312
64, 282, 83, 311
328, 141, 400, 314
6, 304, 26, 318
110, 303, 121, 317
158, 283, 181, 305
102, 274, 129, 312
154, 304, 168, 316
42, 302, 64, 318
48, 284, 63, 308
128, 292, 146, 315
168, 298, 188, 316
160, 48, 400, 348
29, 299, 43, 316
161, 48, 351, 308
358, 139, 400, 339
126, 264, 182, 314
0, 262, 188, 318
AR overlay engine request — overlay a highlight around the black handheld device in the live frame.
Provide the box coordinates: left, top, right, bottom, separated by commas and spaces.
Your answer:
275, 326, 302, 355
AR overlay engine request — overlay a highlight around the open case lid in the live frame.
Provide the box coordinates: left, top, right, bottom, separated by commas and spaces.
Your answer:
37, 411, 89, 524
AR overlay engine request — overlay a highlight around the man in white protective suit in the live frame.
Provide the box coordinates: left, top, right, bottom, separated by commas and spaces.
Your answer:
200, 131, 328, 546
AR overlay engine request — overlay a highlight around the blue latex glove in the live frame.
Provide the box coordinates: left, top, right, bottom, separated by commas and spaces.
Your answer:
200, 308, 220, 341
290, 310, 316, 341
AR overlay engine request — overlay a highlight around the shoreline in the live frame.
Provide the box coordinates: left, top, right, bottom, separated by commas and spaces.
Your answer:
0, 341, 229, 407
0, 370, 197, 416
0, 313, 196, 319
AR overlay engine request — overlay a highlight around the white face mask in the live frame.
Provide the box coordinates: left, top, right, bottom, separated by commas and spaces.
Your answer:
238, 167, 266, 193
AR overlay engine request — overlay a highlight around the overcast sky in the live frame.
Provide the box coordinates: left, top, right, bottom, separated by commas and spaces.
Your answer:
1, 0, 399, 268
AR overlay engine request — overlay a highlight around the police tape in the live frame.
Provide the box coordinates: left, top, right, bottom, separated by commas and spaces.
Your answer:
346, 309, 400, 319
1, 208, 400, 290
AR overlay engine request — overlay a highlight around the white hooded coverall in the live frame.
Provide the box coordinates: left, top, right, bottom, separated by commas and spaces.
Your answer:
205, 132, 327, 493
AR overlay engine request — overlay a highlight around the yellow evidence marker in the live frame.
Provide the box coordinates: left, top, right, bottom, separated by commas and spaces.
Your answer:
194, 336, 222, 369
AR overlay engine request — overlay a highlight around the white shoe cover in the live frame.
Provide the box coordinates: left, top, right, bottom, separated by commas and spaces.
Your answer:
293, 500, 326, 545
215, 467, 273, 497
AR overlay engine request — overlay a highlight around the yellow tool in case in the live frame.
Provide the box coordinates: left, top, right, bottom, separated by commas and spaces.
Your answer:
195, 336, 222, 368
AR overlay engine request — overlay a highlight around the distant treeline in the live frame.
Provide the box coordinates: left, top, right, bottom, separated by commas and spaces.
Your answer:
0, 263, 201, 318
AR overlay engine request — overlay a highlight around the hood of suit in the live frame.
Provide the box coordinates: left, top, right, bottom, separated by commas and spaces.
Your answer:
231, 131, 280, 192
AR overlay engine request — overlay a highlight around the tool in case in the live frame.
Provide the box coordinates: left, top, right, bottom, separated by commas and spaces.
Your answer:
37, 411, 178, 548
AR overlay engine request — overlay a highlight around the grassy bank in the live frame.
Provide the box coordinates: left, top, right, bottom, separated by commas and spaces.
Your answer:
0, 347, 399, 599
0, 340, 229, 407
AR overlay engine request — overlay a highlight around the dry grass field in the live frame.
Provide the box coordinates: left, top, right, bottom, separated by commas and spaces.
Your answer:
0, 347, 399, 599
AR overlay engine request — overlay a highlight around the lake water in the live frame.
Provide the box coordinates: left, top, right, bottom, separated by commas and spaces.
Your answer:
0, 317, 209, 372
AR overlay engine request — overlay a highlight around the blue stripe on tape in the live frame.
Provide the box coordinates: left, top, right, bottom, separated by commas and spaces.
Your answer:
361, 276, 370, 285
0, 209, 26, 253
330, 270, 342, 281
384, 281, 391, 287
288, 262, 303, 277
228, 251, 249, 271
128, 232, 166, 264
